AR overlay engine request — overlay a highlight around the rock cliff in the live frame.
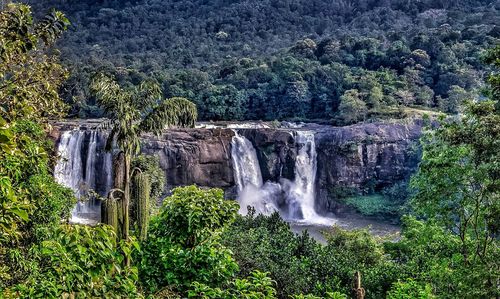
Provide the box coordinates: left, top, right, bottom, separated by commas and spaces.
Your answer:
50, 120, 423, 212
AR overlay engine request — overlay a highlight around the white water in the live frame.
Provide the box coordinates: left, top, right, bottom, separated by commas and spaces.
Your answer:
54, 130, 108, 224
231, 130, 334, 225
286, 131, 319, 220
84, 131, 97, 189
54, 131, 85, 198
103, 152, 114, 194
231, 131, 263, 192
285, 131, 333, 225
231, 131, 280, 215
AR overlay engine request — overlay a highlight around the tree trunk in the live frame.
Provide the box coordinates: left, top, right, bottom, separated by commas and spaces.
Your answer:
102, 196, 119, 234
353, 271, 365, 299
133, 172, 150, 241
123, 153, 131, 267
113, 152, 126, 238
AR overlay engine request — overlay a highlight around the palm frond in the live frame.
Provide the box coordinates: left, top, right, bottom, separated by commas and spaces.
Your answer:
139, 97, 197, 135
90, 74, 124, 114
133, 79, 162, 113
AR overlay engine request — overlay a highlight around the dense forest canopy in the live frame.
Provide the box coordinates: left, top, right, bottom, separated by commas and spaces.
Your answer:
27, 0, 500, 122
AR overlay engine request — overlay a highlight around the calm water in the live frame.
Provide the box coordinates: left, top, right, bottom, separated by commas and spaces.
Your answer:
290, 212, 400, 244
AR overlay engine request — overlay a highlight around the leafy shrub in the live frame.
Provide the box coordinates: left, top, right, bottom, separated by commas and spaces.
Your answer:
138, 186, 239, 294
132, 154, 166, 204
386, 279, 434, 299
5, 225, 142, 298
188, 270, 277, 298
385, 217, 499, 298
222, 211, 394, 299
343, 194, 398, 217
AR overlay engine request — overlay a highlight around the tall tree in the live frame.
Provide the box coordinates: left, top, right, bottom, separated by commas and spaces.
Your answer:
0, 3, 69, 122
91, 74, 197, 254
0, 3, 76, 286
410, 46, 500, 295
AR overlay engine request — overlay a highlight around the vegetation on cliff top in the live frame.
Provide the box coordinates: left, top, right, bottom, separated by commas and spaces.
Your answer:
28, 0, 499, 123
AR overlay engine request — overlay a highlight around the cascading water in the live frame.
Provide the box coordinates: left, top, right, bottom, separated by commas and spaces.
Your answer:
54, 131, 85, 197
231, 131, 263, 192
286, 131, 318, 220
231, 129, 334, 225
231, 131, 280, 215
103, 152, 114, 193
84, 131, 97, 189
54, 130, 112, 224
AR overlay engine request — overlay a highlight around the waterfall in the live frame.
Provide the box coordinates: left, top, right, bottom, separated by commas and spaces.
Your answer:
231, 131, 264, 192
230, 129, 333, 225
231, 131, 280, 215
54, 131, 85, 198
285, 131, 319, 221
103, 152, 113, 194
55, 130, 108, 224
84, 131, 97, 189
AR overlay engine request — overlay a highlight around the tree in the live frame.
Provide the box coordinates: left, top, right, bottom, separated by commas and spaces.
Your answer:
0, 4, 75, 286
138, 186, 239, 295
335, 89, 367, 125
409, 46, 500, 297
90, 74, 197, 254
189, 271, 278, 299
5, 225, 142, 298
0, 3, 69, 122
439, 85, 471, 114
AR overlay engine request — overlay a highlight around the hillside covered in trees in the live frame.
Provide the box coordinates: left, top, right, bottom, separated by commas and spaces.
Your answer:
28, 0, 499, 123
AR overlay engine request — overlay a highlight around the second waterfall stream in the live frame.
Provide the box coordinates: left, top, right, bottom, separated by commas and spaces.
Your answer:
231, 130, 334, 225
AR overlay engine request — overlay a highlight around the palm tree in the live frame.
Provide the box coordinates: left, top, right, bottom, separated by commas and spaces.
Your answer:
91, 74, 197, 245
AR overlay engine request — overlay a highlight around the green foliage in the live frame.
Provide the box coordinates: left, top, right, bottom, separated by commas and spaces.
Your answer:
291, 292, 347, 299
335, 89, 368, 125
0, 3, 69, 122
91, 73, 197, 242
149, 186, 238, 246
222, 211, 393, 298
91, 74, 197, 156
188, 270, 277, 299
0, 120, 76, 287
5, 224, 142, 298
385, 217, 499, 298
132, 154, 166, 205
28, 1, 498, 122
102, 197, 119, 234
138, 186, 239, 294
329, 181, 410, 221
400, 45, 500, 298
343, 194, 395, 216
411, 105, 499, 245
386, 279, 434, 299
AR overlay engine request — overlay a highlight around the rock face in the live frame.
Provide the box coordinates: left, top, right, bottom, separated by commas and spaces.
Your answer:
315, 121, 423, 210
141, 129, 235, 189
51, 120, 423, 213
239, 129, 297, 182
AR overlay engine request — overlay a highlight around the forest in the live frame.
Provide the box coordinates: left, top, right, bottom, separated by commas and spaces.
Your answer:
1, 1, 499, 298
27, 0, 499, 123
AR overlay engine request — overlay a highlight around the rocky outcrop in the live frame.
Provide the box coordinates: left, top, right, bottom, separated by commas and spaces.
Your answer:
315, 120, 423, 210
51, 120, 423, 212
239, 129, 297, 182
141, 129, 235, 189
